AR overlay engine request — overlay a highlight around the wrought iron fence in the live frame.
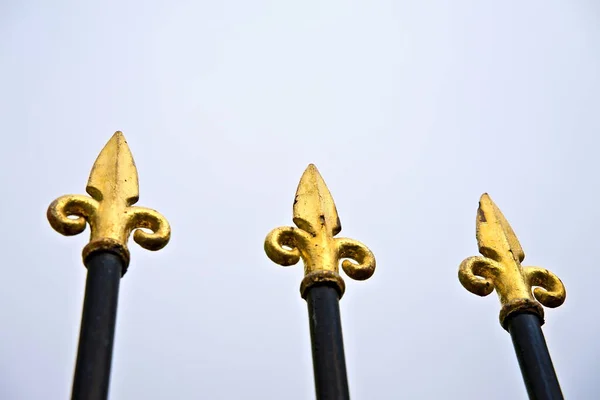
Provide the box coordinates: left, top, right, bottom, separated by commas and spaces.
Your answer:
48, 132, 565, 400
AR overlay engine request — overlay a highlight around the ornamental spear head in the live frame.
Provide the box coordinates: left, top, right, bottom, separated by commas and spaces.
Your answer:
265, 164, 375, 299
459, 193, 566, 329
47, 131, 171, 274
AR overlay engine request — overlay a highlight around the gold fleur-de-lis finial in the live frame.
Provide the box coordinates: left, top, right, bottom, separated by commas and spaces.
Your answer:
264, 164, 375, 299
459, 193, 566, 329
47, 132, 171, 273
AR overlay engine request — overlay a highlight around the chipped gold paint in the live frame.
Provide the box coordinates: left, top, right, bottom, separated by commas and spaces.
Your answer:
264, 164, 375, 299
47, 132, 170, 272
459, 193, 565, 328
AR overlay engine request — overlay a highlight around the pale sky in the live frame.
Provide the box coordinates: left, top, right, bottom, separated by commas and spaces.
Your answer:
1, 1, 599, 399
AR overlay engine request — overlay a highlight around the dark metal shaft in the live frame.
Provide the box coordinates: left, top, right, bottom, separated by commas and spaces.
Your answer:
506, 313, 563, 400
71, 252, 123, 400
306, 285, 350, 400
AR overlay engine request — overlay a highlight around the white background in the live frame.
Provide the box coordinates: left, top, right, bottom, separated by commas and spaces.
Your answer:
1, 1, 599, 399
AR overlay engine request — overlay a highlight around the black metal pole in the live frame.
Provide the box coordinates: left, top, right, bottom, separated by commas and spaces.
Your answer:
306, 285, 350, 400
71, 252, 123, 400
505, 313, 563, 400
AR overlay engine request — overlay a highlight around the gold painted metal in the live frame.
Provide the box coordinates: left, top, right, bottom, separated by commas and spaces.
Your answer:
264, 164, 375, 299
47, 131, 171, 272
459, 193, 565, 329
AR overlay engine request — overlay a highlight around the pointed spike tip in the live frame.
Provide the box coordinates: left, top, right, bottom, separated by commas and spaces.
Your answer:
477, 193, 493, 220
295, 164, 322, 197
478, 193, 494, 211
86, 131, 139, 204
293, 163, 341, 236
108, 131, 128, 147
302, 163, 319, 178
476, 192, 525, 263
107, 131, 127, 147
